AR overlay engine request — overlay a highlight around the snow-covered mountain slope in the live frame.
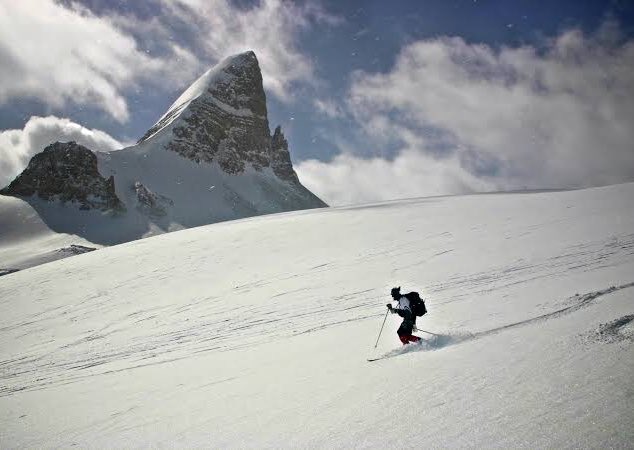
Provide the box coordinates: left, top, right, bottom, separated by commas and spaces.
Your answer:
0, 195, 98, 272
95, 50, 325, 241
1, 183, 633, 448
1, 51, 325, 247
96, 132, 325, 241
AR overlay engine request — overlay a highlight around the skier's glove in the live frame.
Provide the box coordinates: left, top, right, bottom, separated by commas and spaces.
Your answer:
386, 304, 393, 312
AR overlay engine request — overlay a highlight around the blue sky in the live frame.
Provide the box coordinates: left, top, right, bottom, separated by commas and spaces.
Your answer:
1, 0, 633, 205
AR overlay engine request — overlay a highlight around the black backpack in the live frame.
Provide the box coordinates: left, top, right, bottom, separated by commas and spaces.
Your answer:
404, 291, 427, 317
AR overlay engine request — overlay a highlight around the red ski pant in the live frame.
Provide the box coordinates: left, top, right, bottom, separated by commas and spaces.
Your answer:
397, 311, 420, 345
399, 335, 421, 345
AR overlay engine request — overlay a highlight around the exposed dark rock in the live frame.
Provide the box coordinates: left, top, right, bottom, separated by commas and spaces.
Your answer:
271, 125, 300, 184
133, 51, 326, 210
56, 244, 97, 256
132, 182, 173, 217
1, 141, 124, 211
0, 268, 20, 277
135, 51, 326, 208
168, 52, 271, 174
139, 52, 304, 178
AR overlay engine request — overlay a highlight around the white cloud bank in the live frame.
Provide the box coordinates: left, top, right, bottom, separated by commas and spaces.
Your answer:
313, 98, 346, 119
0, 0, 335, 122
0, 1, 200, 122
297, 151, 493, 206
0, 116, 124, 188
302, 23, 634, 206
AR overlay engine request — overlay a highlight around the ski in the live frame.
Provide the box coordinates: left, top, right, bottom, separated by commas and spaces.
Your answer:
367, 336, 438, 362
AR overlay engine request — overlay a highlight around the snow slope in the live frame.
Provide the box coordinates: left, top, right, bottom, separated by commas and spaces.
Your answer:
95, 136, 326, 243
0, 195, 99, 272
1, 183, 633, 448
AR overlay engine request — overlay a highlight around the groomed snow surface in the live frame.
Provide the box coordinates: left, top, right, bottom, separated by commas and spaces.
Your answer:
1, 183, 633, 448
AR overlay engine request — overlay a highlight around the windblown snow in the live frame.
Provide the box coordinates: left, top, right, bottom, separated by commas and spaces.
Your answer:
1, 183, 633, 448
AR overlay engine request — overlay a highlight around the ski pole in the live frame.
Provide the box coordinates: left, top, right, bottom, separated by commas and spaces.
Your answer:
374, 309, 389, 348
417, 329, 441, 336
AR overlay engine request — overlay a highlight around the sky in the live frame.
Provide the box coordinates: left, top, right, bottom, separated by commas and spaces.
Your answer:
1, 0, 633, 206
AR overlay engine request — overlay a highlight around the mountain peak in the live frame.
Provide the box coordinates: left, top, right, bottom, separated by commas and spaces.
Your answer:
135, 50, 280, 176
2, 51, 326, 249
138, 51, 265, 145
223, 50, 258, 66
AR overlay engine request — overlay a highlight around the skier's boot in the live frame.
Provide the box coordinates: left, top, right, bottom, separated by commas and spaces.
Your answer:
399, 335, 421, 345
407, 335, 421, 344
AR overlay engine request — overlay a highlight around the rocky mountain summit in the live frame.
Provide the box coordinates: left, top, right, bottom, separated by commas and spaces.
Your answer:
137, 51, 307, 180
139, 51, 270, 172
1, 51, 326, 245
1, 141, 123, 211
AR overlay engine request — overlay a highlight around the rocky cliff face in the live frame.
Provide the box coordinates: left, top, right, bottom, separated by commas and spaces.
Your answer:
137, 51, 314, 186
1, 141, 123, 211
271, 125, 299, 184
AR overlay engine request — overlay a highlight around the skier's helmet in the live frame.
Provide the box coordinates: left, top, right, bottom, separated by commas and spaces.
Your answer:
390, 287, 401, 299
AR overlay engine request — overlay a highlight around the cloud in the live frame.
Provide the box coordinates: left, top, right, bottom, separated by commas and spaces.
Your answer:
343, 23, 634, 196
313, 99, 346, 119
0, 116, 124, 188
0, 0, 338, 122
297, 151, 493, 207
161, 0, 340, 101
0, 0, 199, 122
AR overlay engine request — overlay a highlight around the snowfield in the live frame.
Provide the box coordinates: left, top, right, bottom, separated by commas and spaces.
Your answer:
1, 183, 633, 448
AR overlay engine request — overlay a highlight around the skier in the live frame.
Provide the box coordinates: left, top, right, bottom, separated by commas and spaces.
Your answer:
387, 286, 422, 345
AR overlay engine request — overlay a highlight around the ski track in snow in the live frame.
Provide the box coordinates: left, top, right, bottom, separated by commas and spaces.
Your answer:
428, 233, 634, 304
2, 278, 632, 395
0, 184, 633, 448
1, 184, 633, 401
371, 281, 634, 361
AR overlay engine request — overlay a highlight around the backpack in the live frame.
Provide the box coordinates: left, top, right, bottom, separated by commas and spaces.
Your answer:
404, 291, 427, 317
